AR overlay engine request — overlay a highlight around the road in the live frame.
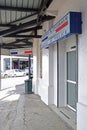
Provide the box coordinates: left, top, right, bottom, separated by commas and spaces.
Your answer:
1, 76, 29, 90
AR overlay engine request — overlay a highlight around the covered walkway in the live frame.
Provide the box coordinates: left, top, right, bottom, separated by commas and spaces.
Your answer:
0, 84, 74, 130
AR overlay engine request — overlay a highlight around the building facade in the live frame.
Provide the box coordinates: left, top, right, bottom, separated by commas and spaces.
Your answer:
33, 0, 87, 130
1, 55, 29, 72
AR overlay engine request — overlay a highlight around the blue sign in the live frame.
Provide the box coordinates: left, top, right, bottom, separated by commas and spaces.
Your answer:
41, 12, 82, 48
11, 52, 18, 55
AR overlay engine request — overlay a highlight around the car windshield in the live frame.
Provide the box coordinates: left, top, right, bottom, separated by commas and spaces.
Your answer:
15, 69, 19, 72
19, 69, 22, 72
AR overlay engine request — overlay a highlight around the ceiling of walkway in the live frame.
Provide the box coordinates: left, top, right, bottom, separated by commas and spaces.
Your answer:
0, 0, 55, 49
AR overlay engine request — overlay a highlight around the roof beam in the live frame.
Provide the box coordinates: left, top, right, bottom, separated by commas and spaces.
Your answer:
5, 35, 42, 38
0, 24, 17, 27
2, 39, 32, 46
46, 0, 53, 8
16, 25, 42, 34
1, 45, 29, 49
2, 42, 32, 47
39, 0, 53, 15
36, 0, 53, 26
1, 41, 33, 49
0, 15, 55, 37
5, 26, 42, 36
0, 5, 39, 12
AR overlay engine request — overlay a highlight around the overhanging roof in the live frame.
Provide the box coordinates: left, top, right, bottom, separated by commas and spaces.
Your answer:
0, 0, 55, 49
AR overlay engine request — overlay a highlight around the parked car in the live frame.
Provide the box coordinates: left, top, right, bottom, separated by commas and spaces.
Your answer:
25, 67, 29, 75
1, 71, 4, 78
30, 66, 33, 78
13, 69, 26, 77
1, 69, 26, 78
25, 67, 33, 76
1, 70, 13, 78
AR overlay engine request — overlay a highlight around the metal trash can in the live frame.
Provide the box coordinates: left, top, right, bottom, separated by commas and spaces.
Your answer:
25, 79, 32, 94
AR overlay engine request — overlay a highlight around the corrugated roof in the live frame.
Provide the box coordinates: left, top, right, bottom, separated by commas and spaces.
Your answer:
0, 0, 55, 49
0, 0, 42, 24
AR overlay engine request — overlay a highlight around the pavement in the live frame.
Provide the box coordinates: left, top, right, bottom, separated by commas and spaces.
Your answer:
0, 83, 74, 130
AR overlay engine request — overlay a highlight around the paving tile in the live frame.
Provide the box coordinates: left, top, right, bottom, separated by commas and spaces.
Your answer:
0, 85, 74, 130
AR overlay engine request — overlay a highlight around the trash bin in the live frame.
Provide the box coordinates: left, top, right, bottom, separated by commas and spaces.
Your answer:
25, 79, 32, 94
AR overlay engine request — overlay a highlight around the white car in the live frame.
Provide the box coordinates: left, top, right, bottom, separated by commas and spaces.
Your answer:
25, 67, 29, 75
25, 67, 33, 76
1, 69, 26, 78
13, 69, 26, 77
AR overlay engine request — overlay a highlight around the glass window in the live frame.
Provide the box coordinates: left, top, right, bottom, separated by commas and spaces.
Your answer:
67, 51, 76, 81
67, 82, 77, 109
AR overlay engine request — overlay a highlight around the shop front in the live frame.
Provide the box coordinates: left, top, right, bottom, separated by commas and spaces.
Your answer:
41, 12, 82, 111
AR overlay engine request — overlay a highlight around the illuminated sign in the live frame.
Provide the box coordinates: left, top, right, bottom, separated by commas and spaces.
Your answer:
10, 48, 32, 55
24, 50, 32, 54
41, 12, 82, 48
11, 52, 18, 55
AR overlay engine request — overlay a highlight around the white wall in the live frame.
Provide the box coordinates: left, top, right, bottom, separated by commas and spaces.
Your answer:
58, 35, 76, 107
1, 49, 10, 72
0, 55, 1, 90
47, 1, 87, 130
37, 42, 58, 106
38, 48, 49, 105
77, 0, 87, 129
53, 0, 87, 129
35, 22, 50, 104
53, 44, 57, 106
33, 39, 39, 94
78, 0, 87, 106
48, 46, 54, 104
77, 103, 87, 130
59, 40, 66, 107
34, 0, 87, 129
1, 49, 10, 55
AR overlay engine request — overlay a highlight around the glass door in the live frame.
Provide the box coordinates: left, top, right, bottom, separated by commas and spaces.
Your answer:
67, 51, 77, 110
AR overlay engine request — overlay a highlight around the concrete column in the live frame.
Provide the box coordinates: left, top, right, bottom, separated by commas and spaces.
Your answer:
77, 30, 87, 129
0, 37, 3, 90
33, 38, 40, 94
10, 57, 12, 69
0, 48, 1, 90
48, 46, 54, 104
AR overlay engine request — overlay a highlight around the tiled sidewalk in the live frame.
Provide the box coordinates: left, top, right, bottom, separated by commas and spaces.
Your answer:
0, 84, 74, 130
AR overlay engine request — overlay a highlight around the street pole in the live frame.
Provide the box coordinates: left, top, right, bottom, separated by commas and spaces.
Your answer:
29, 54, 31, 79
